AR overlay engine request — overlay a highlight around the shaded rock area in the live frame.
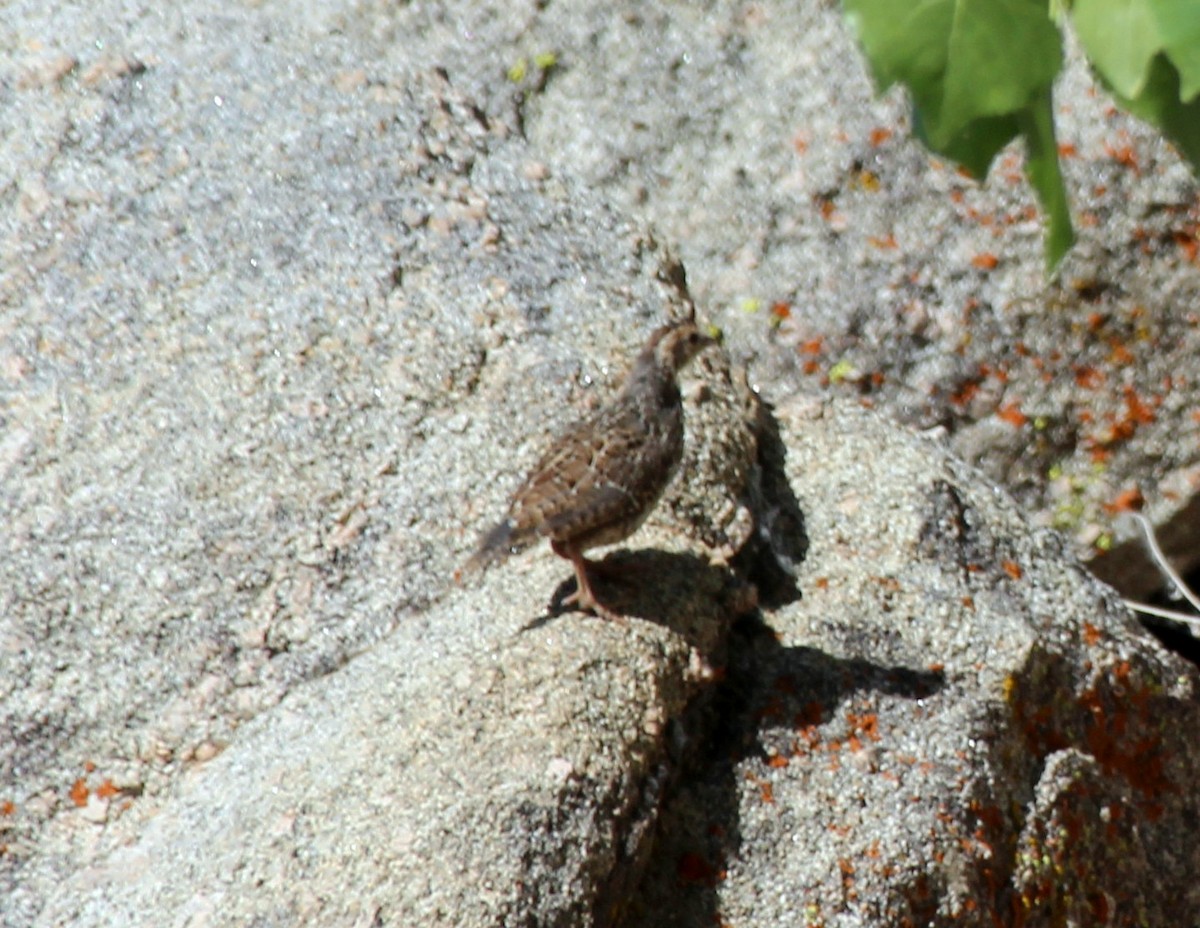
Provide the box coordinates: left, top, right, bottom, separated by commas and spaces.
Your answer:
4, 1, 1200, 926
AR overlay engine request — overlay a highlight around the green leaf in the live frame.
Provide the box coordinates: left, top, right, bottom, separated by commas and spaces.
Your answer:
1115, 53, 1200, 172
843, 0, 1061, 146
916, 110, 1019, 177
843, 0, 1072, 269
937, 0, 1063, 144
1156, 4, 1200, 99
1072, 0, 1161, 98
1074, 0, 1200, 102
1072, 0, 1200, 171
1155, 0, 1200, 100
1018, 92, 1076, 268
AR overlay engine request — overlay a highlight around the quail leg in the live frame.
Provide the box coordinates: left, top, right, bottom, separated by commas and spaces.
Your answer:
553, 541, 624, 622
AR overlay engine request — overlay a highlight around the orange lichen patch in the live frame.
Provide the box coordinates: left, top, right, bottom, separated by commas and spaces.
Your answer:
1104, 340, 1132, 364
0, 800, 14, 816
793, 701, 826, 754
1015, 702, 1071, 755
792, 132, 809, 155
1001, 560, 1023, 580
871, 574, 901, 593
1123, 387, 1156, 425
746, 772, 775, 804
1016, 659, 1177, 833
856, 169, 881, 192
870, 127, 893, 146
1073, 366, 1104, 389
1057, 141, 1078, 157
1174, 230, 1199, 263
971, 252, 999, 271
1108, 661, 1132, 689
1079, 686, 1175, 805
839, 857, 857, 897
83, 760, 97, 773
1089, 893, 1111, 922
1092, 388, 1158, 449
677, 851, 720, 886
951, 380, 981, 407
1104, 142, 1140, 172
969, 800, 1006, 840
95, 780, 119, 800
770, 301, 792, 325
1082, 621, 1103, 646
767, 754, 790, 769
978, 361, 1008, 384
1102, 486, 1144, 514
868, 233, 898, 249
799, 336, 824, 355
996, 403, 1028, 428
69, 778, 89, 808
846, 710, 881, 742
999, 150, 1023, 183
796, 699, 824, 726
757, 695, 786, 722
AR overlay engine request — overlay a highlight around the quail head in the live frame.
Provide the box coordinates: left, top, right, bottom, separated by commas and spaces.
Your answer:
469, 316, 717, 619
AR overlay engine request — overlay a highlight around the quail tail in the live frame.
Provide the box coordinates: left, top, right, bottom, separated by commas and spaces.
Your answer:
464, 518, 521, 575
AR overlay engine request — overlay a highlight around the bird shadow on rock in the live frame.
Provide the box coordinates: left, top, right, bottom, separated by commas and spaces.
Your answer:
607, 399, 943, 927
615, 613, 946, 928
518, 549, 752, 654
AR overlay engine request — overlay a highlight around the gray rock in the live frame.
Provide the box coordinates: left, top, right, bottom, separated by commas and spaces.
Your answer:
34, 560, 734, 927
5, 0, 1200, 925
0, 1, 746, 919
626, 398, 1200, 926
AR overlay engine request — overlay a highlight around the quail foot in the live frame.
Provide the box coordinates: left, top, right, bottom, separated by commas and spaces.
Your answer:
469, 315, 717, 620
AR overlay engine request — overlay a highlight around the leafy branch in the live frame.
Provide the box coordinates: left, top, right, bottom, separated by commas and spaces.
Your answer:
841, 0, 1200, 269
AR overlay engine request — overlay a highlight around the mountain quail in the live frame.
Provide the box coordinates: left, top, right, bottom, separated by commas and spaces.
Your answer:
469, 316, 716, 619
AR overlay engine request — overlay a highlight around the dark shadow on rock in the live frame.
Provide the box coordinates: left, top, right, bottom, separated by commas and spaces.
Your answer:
615, 613, 946, 927
600, 396, 829, 926
530, 394, 829, 926
517, 549, 753, 647
734, 394, 808, 610
1139, 562, 1200, 668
